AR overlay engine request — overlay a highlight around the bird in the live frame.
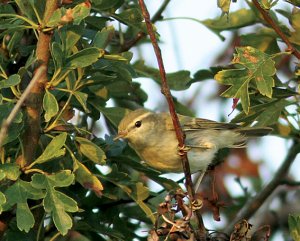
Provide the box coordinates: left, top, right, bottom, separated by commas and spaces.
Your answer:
114, 109, 272, 179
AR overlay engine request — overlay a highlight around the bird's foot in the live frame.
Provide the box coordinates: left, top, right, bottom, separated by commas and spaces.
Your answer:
177, 145, 191, 156
191, 198, 203, 211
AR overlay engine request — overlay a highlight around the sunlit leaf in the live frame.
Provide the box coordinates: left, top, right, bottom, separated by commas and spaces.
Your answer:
74, 160, 104, 197
75, 136, 106, 165
33, 133, 67, 165
67, 47, 104, 68
215, 46, 276, 113
289, 215, 300, 241
0, 74, 21, 88
43, 90, 59, 122
0, 163, 21, 181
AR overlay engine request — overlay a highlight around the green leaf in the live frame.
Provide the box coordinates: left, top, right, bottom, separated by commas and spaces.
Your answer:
289, 8, 300, 45
74, 160, 103, 197
0, 163, 21, 181
0, 74, 21, 88
94, 106, 130, 127
65, 25, 83, 51
67, 47, 104, 68
93, 26, 115, 49
215, 46, 276, 114
116, 8, 144, 25
3, 180, 44, 232
93, 0, 123, 11
43, 90, 59, 122
73, 91, 89, 113
134, 61, 192, 90
0, 191, 6, 213
31, 171, 78, 235
47, 8, 62, 27
201, 9, 257, 39
72, 3, 91, 25
231, 99, 289, 126
51, 42, 63, 70
75, 137, 106, 165
33, 133, 67, 165
288, 215, 300, 241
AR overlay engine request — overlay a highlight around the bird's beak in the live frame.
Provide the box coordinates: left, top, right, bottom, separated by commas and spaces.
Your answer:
113, 130, 128, 141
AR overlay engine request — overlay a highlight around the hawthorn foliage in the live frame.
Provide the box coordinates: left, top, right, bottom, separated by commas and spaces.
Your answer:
0, 0, 299, 240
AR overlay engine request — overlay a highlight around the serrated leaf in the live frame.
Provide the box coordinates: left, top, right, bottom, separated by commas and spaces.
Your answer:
31, 171, 78, 235
0, 163, 21, 181
3, 180, 44, 232
67, 47, 104, 68
75, 161, 103, 197
215, 46, 276, 114
73, 91, 89, 113
288, 215, 300, 241
0, 74, 21, 88
33, 133, 67, 165
75, 137, 106, 164
43, 90, 59, 122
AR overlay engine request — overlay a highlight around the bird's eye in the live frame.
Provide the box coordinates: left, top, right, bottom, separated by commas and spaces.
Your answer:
135, 121, 142, 128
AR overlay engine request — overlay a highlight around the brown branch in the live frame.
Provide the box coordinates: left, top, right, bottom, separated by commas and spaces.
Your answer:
252, 0, 300, 60
137, 1, 206, 240
22, 1, 58, 166
225, 140, 300, 234
120, 0, 171, 52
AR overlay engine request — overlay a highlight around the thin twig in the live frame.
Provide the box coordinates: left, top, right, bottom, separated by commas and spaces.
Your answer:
225, 141, 300, 234
120, 0, 171, 52
0, 67, 46, 147
137, 1, 206, 240
252, 0, 300, 59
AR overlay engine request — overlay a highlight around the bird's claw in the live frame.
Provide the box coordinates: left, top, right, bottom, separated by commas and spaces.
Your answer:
177, 145, 191, 156
191, 199, 203, 211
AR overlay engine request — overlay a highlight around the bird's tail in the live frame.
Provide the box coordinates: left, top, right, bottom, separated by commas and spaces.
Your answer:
237, 127, 273, 137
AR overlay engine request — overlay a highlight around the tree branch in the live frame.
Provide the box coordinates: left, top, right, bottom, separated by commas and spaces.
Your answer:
225, 140, 300, 234
137, 1, 206, 240
120, 0, 171, 52
22, 0, 58, 165
252, 0, 300, 60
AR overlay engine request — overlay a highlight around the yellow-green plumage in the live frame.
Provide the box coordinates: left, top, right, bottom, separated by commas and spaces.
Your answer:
116, 109, 272, 173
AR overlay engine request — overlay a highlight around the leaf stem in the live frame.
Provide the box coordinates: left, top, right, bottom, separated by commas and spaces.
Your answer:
138, 1, 206, 240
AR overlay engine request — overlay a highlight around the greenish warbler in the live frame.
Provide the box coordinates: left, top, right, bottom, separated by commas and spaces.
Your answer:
115, 109, 272, 174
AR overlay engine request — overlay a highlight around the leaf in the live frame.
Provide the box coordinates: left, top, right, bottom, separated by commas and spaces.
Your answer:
72, 2, 91, 25
73, 91, 89, 113
67, 47, 104, 68
0, 163, 21, 181
231, 99, 289, 126
93, 26, 115, 49
51, 42, 63, 70
202, 9, 257, 39
134, 61, 192, 90
43, 90, 59, 122
94, 106, 130, 127
0, 191, 6, 213
116, 8, 144, 25
75, 137, 106, 165
215, 46, 276, 114
47, 8, 62, 27
288, 215, 300, 241
0, 74, 21, 88
74, 161, 104, 197
31, 171, 78, 235
3, 180, 44, 232
289, 8, 300, 45
33, 133, 67, 165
